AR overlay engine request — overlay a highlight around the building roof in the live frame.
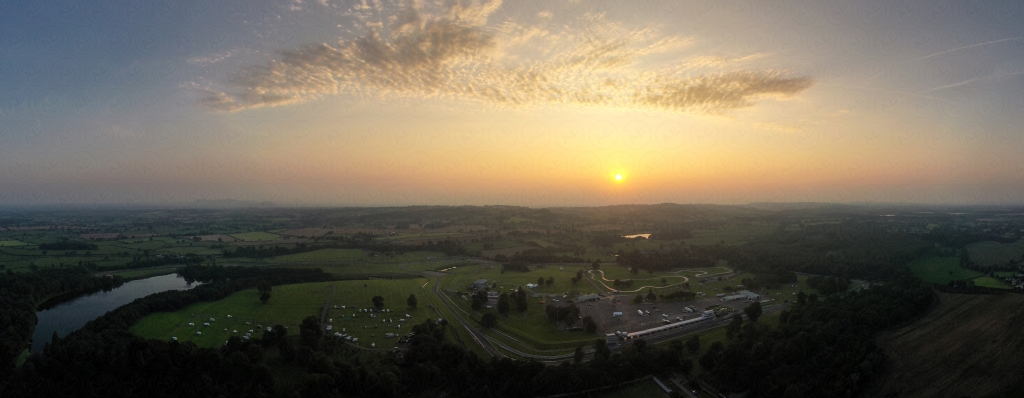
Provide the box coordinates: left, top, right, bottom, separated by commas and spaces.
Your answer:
575, 294, 601, 301
473, 279, 488, 284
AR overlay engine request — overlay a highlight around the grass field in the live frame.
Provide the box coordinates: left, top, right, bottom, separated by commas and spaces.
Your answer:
269, 248, 449, 265
464, 239, 523, 252
970, 276, 1011, 289
0, 240, 27, 247
132, 279, 436, 349
229, 232, 280, 241
595, 379, 670, 398
907, 256, 983, 284
874, 292, 1024, 398
105, 265, 180, 280
965, 239, 1024, 267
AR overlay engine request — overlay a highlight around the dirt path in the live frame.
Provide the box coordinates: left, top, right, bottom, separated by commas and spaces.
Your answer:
320, 284, 334, 331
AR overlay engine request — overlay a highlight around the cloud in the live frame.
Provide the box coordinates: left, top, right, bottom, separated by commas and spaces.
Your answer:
198, 0, 813, 113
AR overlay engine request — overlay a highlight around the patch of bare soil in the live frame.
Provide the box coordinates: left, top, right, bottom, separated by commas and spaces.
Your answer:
874, 291, 1024, 398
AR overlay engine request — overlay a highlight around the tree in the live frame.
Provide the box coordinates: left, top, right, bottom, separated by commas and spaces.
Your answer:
726, 314, 743, 340
592, 261, 600, 270
686, 335, 700, 354
630, 266, 639, 275
514, 288, 528, 312
797, 291, 807, 305
661, 278, 667, 284
744, 301, 763, 322
632, 294, 643, 304
646, 289, 657, 302
583, 316, 597, 333
260, 292, 271, 304
545, 276, 554, 286
481, 312, 497, 328
538, 277, 545, 286
498, 296, 510, 316
573, 345, 584, 364
257, 279, 272, 294
300, 315, 322, 349
593, 339, 611, 362
407, 294, 418, 309
372, 295, 384, 309
633, 338, 647, 352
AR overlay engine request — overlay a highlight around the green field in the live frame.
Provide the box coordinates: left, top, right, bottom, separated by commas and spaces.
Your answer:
965, 239, 1024, 267
595, 379, 670, 398
465, 239, 523, 251
229, 232, 281, 241
107, 265, 184, 280
0, 240, 27, 247
132, 279, 437, 349
269, 248, 450, 265
971, 276, 1012, 289
907, 256, 983, 284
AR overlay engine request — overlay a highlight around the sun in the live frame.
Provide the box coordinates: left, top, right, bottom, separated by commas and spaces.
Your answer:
615, 174, 622, 181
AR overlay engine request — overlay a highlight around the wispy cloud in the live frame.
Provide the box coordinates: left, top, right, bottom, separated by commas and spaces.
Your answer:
198, 0, 813, 113
921, 70, 1024, 92
917, 36, 1023, 60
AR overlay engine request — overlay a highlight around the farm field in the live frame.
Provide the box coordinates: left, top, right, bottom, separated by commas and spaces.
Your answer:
132, 279, 436, 349
595, 379, 670, 398
0, 240, 27, 247
464, 239, 523, 252
269, 248, 450, 264
104, 265, 180, 280
970, 276, 1011, 289
229, 232, 280, 241
907, 256, 983, 284
874, 292, 1024, 398
272, 248, 369, 262
965, 239, 1024, 267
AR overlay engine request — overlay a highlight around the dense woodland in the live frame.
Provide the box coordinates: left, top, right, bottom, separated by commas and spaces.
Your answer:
698, 277, 933, 397
0, 268, 125, 384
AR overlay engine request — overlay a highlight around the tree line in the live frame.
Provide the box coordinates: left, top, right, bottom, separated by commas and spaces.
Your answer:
0, 267, 125, 386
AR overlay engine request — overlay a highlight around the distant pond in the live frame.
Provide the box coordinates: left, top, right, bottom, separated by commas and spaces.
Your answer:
622, 233, 651, 239
32, 273, 198, 352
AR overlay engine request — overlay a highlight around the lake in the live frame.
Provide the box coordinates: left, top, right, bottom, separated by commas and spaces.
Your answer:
31, 273, 198, 352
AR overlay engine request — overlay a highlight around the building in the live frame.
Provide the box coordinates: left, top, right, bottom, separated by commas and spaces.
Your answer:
471, 279, 488, 289
612, 312, 623, 317
722, 290, 761, 302
526, 283, 538, 288
574, 294, 601, 303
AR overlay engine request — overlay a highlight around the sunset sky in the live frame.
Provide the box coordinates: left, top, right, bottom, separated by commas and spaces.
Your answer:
2, 0, 1024, 206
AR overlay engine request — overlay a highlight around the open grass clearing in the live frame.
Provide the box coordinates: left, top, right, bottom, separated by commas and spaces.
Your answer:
229, 232, 280, 242
907, 255, 983, 284
270, 248, 450, 264
965, 239, 1024, 267
105, 265, 181, 280
971, 276, 1011, 289
594, 378, 670, 398
132, 279, 434, 349
0, 240, 27, 247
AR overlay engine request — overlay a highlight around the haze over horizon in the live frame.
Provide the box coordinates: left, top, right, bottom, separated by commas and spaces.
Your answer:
2, 0, 1024, 207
